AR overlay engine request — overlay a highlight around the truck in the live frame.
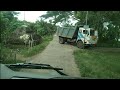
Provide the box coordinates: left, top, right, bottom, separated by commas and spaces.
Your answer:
57, 25, 98, 49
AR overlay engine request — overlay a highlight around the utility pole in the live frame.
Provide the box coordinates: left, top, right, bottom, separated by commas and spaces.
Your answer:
85, 11, 88, 25
24, 11, 26, 25
83, 11, 89, 49
24, 11, 25, 21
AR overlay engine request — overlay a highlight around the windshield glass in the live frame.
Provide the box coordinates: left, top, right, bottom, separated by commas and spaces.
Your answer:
1, 11, 120, 79
83, 30, 88, 34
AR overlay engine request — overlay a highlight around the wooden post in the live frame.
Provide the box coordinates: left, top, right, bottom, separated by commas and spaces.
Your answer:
14, 50, 17, 63
15, 51, 16, 63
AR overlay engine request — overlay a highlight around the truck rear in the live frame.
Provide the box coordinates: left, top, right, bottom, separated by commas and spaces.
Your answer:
57, 26, 78, 44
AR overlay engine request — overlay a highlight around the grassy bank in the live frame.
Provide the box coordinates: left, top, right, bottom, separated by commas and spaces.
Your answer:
1, 35, 53, 64
74, 47, 120, 79
0, 44, 25, 64
20, 35, 53, 57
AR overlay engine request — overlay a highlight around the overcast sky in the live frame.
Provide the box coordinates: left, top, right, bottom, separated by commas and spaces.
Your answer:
15, 11, 78, 26
16, 11, 47, 22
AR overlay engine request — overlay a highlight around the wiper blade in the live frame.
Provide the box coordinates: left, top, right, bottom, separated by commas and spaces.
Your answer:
5, 63, 63, 70
5, 63, 68, 76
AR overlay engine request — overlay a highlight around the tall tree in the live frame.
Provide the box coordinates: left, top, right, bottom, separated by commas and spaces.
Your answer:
40, 11, 72, 26
0, 11, 20, 43
74, 11, 120, 47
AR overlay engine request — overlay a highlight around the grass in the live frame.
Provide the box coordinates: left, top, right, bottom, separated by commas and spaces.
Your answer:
97, 42, 120, 48
74, 47, 120, 79
0, 35, 53, 64
0, 44, 25, 64
1, 59, 24, 64
20, 35, 53, 57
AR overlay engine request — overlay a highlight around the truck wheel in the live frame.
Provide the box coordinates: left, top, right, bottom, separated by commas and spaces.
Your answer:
77, 40, 84, 49
59, 37, 65, 44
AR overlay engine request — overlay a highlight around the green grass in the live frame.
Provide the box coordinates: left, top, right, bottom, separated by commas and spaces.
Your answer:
74, 48, 120, 79
1, 59, 24, 64
0, 35, 53, 64
20, 35, 53, 57
0, 45, 25, 64
97, 42, 120, 48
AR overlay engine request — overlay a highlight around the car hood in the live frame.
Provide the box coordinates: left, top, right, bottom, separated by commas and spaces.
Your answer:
0, 64, 64, 79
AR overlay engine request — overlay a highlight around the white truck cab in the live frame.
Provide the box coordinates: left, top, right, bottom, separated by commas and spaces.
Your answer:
77, 26, 98, 46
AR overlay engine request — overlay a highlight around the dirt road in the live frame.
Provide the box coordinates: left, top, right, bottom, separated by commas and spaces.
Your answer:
23, 34, 80, 77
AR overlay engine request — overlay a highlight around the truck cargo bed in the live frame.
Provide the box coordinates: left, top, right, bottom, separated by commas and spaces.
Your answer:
57, 26, 78, 39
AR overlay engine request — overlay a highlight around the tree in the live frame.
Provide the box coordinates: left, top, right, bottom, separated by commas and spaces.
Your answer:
74, 11, 120, 47
40, 11, 73, 26
0, 11, 22, 44
34, 19, 56, 36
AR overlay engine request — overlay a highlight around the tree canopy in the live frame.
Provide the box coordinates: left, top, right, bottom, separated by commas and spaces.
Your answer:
1, 11, 120, 47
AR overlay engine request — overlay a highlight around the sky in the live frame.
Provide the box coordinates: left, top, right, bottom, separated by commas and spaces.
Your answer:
16, 11, 47, 22
15, 11, 78, 26
15, 11, 110, 28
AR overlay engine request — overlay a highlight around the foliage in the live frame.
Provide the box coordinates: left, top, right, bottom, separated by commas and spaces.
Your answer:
40, 11, 73, 26
0, 11, 56, 64
1, 11, 120, 47
74, 48, 120, 79
40, 11, 120, 47
0, 43, 24, 64
74, 11, 120, 47
0, 11, 23, 44
35, 20, 56, 36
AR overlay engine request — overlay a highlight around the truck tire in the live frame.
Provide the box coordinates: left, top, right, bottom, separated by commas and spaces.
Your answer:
59, 37, 65, 44
77, 40, 84, 49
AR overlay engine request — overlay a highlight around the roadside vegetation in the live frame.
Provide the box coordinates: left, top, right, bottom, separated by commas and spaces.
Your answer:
20, 35, 53, 57
0, 11, 55, 64
74, 48, 120, 79
0, 43, 25, 64
1, 35, 53, 64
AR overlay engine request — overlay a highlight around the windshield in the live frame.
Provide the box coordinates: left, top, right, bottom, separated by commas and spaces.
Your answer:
83, 30, 88, 34
1, 11, 120, 79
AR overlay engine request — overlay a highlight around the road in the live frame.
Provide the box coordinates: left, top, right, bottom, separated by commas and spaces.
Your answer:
22, 34, 80, 77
